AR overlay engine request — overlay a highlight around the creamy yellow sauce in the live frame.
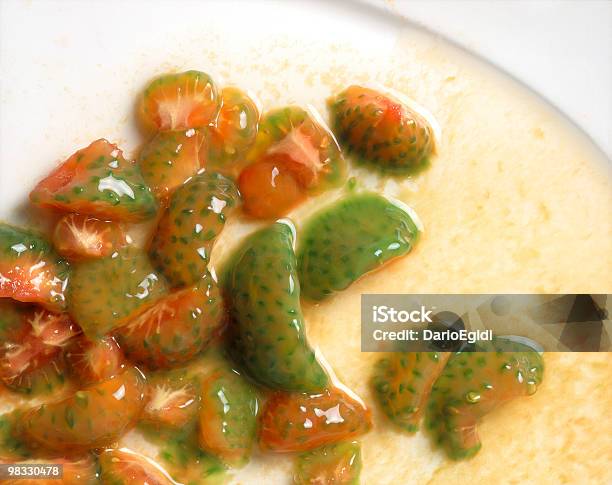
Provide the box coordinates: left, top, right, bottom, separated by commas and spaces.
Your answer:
2, 24, 611, 485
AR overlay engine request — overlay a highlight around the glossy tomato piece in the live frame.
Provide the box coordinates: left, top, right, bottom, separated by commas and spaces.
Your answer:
1, 456, 100, 485
207, 87, 259, 173
26, 309, 80, 348
30, 139, 158, 222
68, 247, 169, 339
142, 372, 200, 429
139, 128, 207, 201
294, 441, 362, 485
262, 128, 323, 188
65, 335, 125, 385
0, 223, 70, 311
372, 351, 449, 432
22, 367, 146, 451
53, 213, 126, 261
198, 367, 259, 467
0, 303, 78, 395
426, 340, 544, 459
98, 448, 175, 485
139, 71, 219, 132
246, 106, 345, 191
329, 85, 435, 174
116, 273, 224, 369
149, 172, 238, 288
2, 354, 69, 396
238, 159, 306, 219
259, 388, 372, 453
139, 425, 225, 485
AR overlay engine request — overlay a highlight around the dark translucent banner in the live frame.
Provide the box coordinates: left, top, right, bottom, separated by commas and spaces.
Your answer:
361, 294, 610, 352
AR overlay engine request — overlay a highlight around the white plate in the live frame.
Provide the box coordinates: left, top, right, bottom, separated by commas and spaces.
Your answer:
369, 0, 612, 157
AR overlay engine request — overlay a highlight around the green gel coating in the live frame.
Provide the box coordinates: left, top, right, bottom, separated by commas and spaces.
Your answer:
297, 193, 420, 300
226, 221, 328, 392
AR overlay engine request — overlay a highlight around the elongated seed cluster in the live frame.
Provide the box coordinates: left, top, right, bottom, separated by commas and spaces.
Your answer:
227, 222, 328, 392
150, 172, 239, 288
298, 193, 420, 300
372, 352, 449, 432
425, 340, 544, 459
329, 85, 434, 174
69, 246, 168, 338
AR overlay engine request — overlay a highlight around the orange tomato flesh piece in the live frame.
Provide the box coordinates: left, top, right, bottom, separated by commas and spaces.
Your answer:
0, 309, 78, 388
142, 380, 199, 429
0, 224, 70, 311
21, 367, 146, 451
25, 310, 80, 348
264, 127, 323, 187
98, 448, 175, 485
259, 388, 372, 453
0, 260, 67, 312
115, 278, 224, 369
65, 335, 125, 385
0, 334, 57, 383
29, 139, 158, 222
53, 214, 125, 261
206, 86, 260, 173
140, 71, 219, 132
238, 159, 306, 219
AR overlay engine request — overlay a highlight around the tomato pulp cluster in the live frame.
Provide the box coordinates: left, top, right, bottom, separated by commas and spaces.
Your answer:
4, 70, 542, 484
